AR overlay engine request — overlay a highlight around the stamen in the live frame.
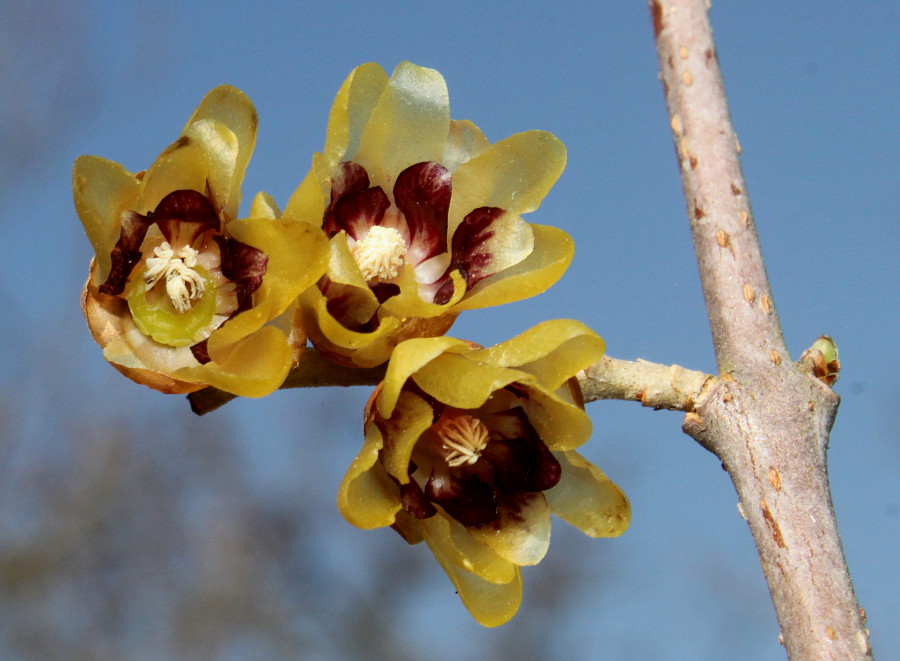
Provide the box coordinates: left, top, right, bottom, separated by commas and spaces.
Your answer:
351, 225, 407, 281
440, 415, 490, 468
143, 242, 206, 313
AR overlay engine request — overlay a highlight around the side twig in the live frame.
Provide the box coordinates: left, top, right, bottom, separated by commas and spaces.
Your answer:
650, 2, 872, 659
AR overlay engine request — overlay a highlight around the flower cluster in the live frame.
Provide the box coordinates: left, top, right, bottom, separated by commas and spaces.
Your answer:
73, 63, 629, 625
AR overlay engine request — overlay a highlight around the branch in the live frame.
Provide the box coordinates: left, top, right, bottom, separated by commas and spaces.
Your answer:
579, 355, 712, 411
650, 1, 872, 659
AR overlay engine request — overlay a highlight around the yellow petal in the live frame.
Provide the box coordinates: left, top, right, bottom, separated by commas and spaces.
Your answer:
337, 424, 403, 529
182, 85, 258, 219
472, 319, 604, 391
467, 493, 551, 566
323, 62, 390, 165
379, 264, 465, 319
354, 61, 450, 190
441, 119, 491, 171
546, 451, 631, 537
173, 325, 292, 397
183, 119, 239, 216
452, 224, 573, 312
448, 130, 566, 231
72, 155, 142, 284
423, 530, 523, 627
419, 514, 517, 585
378, 336, 471, 417
380, 390, 435, 483
519, 383, 594, 451
283, 151, 331, 222
248, 191, 281, 219
411, 352, 527, 410
137, 136, 210, 214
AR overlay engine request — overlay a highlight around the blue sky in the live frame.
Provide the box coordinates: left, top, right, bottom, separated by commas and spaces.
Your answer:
1, 1, 897, 659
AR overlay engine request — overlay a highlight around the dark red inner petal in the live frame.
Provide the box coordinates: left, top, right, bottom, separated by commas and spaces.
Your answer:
431, 206, 506, 305
150, 190, 221, 246
400, 480, 437, 519
190, 340, 211, 365
99, 210, 153, 296
393, 162, 451, 265
323, 162, 371, 237
214, 236, 268, 313
329, 187, 391, 241
426, 470, 498, 527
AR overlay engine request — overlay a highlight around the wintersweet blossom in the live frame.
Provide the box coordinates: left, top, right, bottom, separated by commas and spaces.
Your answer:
284, 62, 574, 368
75, 86, 328, 397
338, 320, 630, 625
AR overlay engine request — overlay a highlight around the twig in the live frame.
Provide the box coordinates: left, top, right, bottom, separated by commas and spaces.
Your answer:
579, 355, 712, 411
650, 1, 872, 659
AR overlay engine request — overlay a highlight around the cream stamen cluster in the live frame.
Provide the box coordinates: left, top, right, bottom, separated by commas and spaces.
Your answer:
143, 242, 206, 313
351, 225, 407, 281
440, 415, 490, 468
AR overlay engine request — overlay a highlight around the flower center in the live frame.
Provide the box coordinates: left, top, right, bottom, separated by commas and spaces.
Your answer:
439, 415, 490, 468
351, 225, 407, 281
143, 241, 206, 313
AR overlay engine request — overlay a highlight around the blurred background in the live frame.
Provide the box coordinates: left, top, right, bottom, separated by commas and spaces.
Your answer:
0, 1, 896, 659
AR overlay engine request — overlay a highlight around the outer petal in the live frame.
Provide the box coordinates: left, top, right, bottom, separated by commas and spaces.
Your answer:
380, 390, 435, 483
323, 62, 390, 165
182, 85, 258, 219
137, 136, 210, 214
419, 514, 517, 585
338, 423, 403, 529
519, 383, 594, 451
422, 526, 523, 628
283, 152, 331, 223
378, 336, 471, 417
73, 156, 142, 284
471, 319, 605, 391
467, 492, 552, 566
448, 130, 566, 232
410, 352, 527, 411
441, 119, 491, 172
354, 62, 450, 190
546, 451, 631, 537
452, 224, 573, 312
173, 325, 292, 398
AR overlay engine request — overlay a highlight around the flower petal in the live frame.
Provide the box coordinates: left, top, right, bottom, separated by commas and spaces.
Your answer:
419, 514, 517, 585
338, 423, 403, 529
137, 135, 210, 214
467, 492, 551, 566
330, 186, 390, 240
546, 451, 631, 537
448, 130, 566, 231
354, 62, 450, 190
182, 85, 258, 219
283, 151, 331, 223
323, 62, 390, 165
411, 352, 528, 410
393, 161, 451, 264
519, 383, 594, 451
452, 223, 573, 312
378, 336, 471, 417
441, 119, 491, 172
471, 318, 605, 391
73, 156, 142, 284
380, 390, 435, 483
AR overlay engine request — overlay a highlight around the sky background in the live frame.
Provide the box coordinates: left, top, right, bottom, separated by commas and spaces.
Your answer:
1, 1, 897, 659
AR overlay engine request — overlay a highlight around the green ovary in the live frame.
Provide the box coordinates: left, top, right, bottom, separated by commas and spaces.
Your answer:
126, 265, 217, 347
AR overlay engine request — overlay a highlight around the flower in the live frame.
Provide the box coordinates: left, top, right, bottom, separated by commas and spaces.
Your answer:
74, 86, 329, 397
284, 62, 574, 368
338, 320, 630, 626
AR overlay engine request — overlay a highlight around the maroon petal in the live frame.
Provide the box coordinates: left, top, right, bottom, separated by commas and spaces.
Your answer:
323, 162, 371, 236
393, 162, 450, 265
215, 236, 268, 312
522, 437, 562, 492
190, 340, 211, 365
426, 470, 497, 527
99, 210, 153, 296
329, 187, 390, 241
400, 481, 437, 519
150, 190, 221, 246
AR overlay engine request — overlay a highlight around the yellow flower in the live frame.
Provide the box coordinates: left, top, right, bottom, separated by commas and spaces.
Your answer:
74, 86, 328, 397
284, 62, 574, 368
338, 320, 630, 626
